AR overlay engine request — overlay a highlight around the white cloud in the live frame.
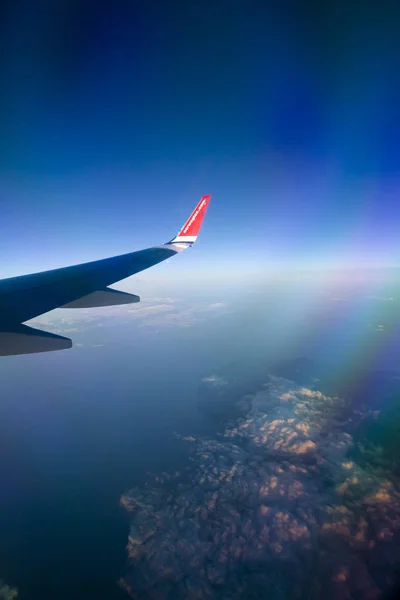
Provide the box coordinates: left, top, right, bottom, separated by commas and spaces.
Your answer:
28, 297, 233, 340
144, 296, 177, 304
202, 375, 228, 386
127, 304, 175, 315
367, 296, 395, 302
207, 302, 228, 309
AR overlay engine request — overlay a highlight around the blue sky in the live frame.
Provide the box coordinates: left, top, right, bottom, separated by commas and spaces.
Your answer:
1, 0, 400, 279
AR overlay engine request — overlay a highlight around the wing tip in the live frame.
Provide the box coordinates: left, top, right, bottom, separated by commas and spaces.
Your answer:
169, 195, 211, 244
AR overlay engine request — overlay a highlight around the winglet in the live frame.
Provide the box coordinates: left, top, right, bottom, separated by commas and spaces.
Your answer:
168, 195, 211, 245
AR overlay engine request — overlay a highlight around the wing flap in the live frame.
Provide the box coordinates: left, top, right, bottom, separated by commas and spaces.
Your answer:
61, 287, 140, 308
0, 325, 72, 356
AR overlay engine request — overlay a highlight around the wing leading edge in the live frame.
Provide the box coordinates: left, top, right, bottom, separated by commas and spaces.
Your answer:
0, 195, 211, 355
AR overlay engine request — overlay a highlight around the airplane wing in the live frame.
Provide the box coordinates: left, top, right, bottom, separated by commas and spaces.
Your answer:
0, 195, 211, 355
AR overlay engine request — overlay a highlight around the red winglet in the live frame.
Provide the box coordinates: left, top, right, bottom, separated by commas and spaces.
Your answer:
170, 195, 211, 243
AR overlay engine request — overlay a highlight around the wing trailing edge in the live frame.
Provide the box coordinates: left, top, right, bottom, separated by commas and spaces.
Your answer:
0, 325, 72, 356
61, 287, 140, 308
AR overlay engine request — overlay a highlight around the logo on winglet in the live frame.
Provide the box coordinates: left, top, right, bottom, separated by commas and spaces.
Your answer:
182, 198, 208, 234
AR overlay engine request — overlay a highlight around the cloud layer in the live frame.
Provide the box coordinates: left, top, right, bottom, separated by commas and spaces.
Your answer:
120, 375, 400, 599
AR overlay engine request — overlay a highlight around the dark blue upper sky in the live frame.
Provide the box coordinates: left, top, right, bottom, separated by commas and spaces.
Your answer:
1, 0, 400, 277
